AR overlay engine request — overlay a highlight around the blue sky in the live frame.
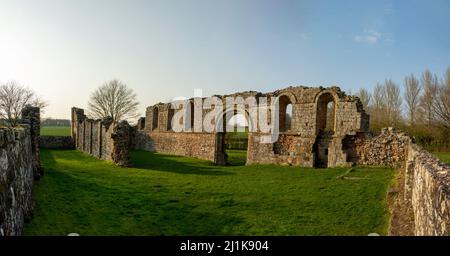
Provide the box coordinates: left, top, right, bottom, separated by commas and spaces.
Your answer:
0, 0, 449, 118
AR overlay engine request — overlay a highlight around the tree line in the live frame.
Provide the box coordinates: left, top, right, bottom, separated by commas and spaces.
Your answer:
356, 68, 450, 151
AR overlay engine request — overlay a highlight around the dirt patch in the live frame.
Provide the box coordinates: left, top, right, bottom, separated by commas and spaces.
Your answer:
387, 167, 414, 236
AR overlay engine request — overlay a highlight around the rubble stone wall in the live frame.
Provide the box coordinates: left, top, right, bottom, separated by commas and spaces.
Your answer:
71, 107, 132, 167
39, 136, 75, 149
404, 144, 450, 235
141, 86, 370, 167
352, 128, 412, 167
149, 131, 223, 163
0, 106, 41, 236
0, 128, 34, 236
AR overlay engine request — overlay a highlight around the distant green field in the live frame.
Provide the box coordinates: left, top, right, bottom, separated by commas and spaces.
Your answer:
434, 152, 450, 165
41, 126, 71, 136
225, 132, 248, 150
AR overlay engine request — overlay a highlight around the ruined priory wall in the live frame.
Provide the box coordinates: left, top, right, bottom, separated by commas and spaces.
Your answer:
39, 136, 75, 149
0, 106, 42, 236
353, 128, 412, 166
0, 128, 34, 236
247, 133, 315, 166
149, 131, 220, 163
404, 144, 450, 235
71, 108, 132, 167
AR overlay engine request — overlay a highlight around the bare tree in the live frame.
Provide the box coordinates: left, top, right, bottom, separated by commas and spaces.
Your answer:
385, 79, 402, 126
88, 79, 139, 124
433, 68, 450, 129
370, 83, 387, 130
404, 74, 422, 125
420, 70, 438, 126
0, 81, 47, 126
356, 88, 372, 110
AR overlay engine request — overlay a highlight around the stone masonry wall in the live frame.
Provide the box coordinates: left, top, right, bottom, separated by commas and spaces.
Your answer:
71, 107, 132, 167
352, 127, 412, 167
0, 106, 41, 236
346, 127, 450, 235
149, 131, 222, 163
39, 136, 75, 149
142, 86, 370, 167
404, 144, 450, 235
0, 127, 34, 236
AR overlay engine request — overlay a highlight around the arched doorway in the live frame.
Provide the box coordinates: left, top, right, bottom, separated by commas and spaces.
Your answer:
314, 92, 336, 168
216, 109, 251, 166
152, 107, 159, 131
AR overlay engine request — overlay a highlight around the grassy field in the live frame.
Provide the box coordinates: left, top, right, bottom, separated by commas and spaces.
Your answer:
434, 152, 450, 165
40, 126, 71, 136
25, 149, 394, 236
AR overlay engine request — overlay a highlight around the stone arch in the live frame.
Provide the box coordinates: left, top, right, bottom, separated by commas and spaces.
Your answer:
167, 103, 175, 131
215, 107, 255, 133
189, 100, 195, 132
315, 91, 338, 134
152, 106, 159, 131
214, 107, 254, 166
276, 93, 296, 132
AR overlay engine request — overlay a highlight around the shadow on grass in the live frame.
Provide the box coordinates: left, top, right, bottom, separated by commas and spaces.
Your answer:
131, 150, 234, 176
28, 150, 243, 235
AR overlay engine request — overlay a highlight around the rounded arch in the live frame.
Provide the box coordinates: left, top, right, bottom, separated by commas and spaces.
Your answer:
166, 103, 175, 131
215, 107, 255, 133
152, 106, 159, 131
276, 93, 296, 132
315, 91, 337, 134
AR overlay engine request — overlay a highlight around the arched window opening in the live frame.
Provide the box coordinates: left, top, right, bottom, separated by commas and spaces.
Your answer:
189, 101, 195, 132
279, 95, 293, 132
227, 113, 248, 132
325, 101, 335, 132
167, 106, 174, 131
316, 93, 336, 134
152, 107, 159, 131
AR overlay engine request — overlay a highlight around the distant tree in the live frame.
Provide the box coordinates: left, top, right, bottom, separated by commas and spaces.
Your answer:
385, 79, 402, 126
420, 70, 439, 126
88, 79, 139, 124
356, 88, 372, 111
370, 83, 387, 130
404, 74, 422, 125
0, 81, 48, 126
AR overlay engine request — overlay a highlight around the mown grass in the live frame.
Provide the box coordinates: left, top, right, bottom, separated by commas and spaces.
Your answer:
25, 149, 394, 236
433, 152, 450, 165
40, 126, 71, 136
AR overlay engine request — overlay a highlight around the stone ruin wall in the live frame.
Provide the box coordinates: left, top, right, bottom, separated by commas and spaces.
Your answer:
71, 108, 132, 167
0, 106, 41, 236
405, 144, 450, 235
39, 136, 75, 150
140, 86, 370, 167
346, 128, 450, 235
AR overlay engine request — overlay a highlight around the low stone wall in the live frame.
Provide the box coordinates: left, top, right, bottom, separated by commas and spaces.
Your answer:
404, 144, 450, 235
344, 128, 412, 167
148, 131, 223, 164
71, 108, 132, 167
39, 136, 75, 149
247, 133, 315, 166
132, 130, 154, 151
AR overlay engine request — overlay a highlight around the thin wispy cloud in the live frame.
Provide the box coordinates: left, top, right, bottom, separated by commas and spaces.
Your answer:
354, 29, 382, 44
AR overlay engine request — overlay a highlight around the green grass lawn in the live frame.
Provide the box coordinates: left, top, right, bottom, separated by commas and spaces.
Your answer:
24, 149, 394, 236
433, 152, 450, 165
40, 126, 71, 136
